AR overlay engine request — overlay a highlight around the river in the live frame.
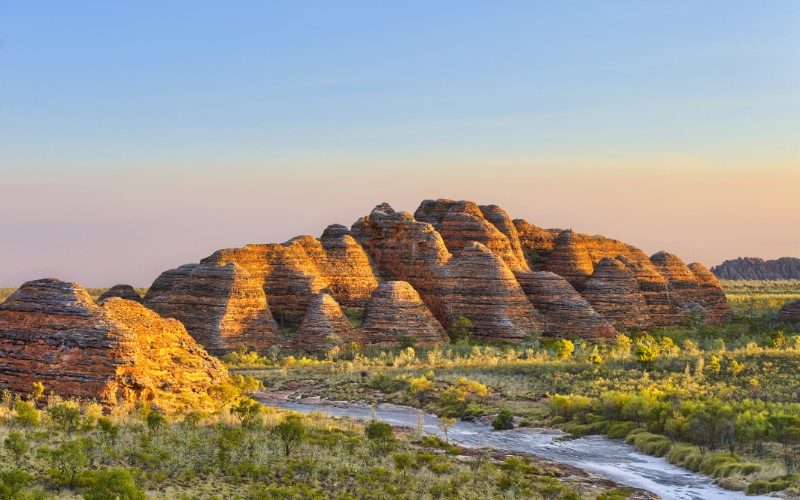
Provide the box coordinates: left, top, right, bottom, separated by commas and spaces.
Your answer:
259, 396, 775, 500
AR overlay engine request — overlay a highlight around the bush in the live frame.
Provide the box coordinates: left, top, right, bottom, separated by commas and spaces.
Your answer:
747, 478, 793, 494
0, 470, 30, 498
273, 415, 305, 456
626, 432, 671, 457
365, 420, 394, 442
606, 422, 638, 439
492, 409, 514, 430
83, 468, 146, 500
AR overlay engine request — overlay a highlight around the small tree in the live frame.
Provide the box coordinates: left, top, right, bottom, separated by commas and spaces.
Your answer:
3, 431, 29, 465
439, 416, 456, 443
448, 316, 474, 342
45, 439, 90, 487
492, 409, 514, 430
273, 415, 305, 456
48, 403, 82, 435
231, 398, 264, 428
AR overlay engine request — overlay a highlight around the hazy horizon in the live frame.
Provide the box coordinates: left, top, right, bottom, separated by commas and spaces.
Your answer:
1, 2, 798, 287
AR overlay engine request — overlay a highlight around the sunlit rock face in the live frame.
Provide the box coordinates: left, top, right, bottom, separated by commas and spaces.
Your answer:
144, 262, 279, 354
773, 300, 800, 330
98, 284, 142, 303
140, 198, 729, 351
517, 271, 616, 339
414, 199, 530, 274
362, 281, 447, 347
0, 279, 230, 413
293, 292, 361, 351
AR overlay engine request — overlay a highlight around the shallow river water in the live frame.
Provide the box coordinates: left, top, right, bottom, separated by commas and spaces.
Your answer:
259, 396, 775, 500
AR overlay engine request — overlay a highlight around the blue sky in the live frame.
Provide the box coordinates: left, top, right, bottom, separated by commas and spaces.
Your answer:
0, 1, 798, 285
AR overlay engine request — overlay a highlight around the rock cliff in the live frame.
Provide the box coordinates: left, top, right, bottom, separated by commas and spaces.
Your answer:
0, 279, 230, 413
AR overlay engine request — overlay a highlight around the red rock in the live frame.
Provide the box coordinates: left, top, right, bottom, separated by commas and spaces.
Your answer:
687, 262, 732, 323
582, 257, 648, 329
517, 271, 616, 339
0, 279, 230, 413
145, 262, 279, 353
513, 219, 560, 270
293, 292, 361, 350
362, 281, 447, 346
437, 242, 542, 342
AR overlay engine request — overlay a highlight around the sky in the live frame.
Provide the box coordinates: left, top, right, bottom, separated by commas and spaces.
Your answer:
0, 1, 798, 287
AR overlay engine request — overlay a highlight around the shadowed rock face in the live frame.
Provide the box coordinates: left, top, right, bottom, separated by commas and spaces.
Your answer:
362, 281, 447, 346
145, 262, 279, 353
294, 293, 361, 351
773, 300, 800, 330
517, 271, 616, 339
437, 242, 542, 342
0, 279, 230, 413
138, 198, 728, 351
98, 284, 142, 303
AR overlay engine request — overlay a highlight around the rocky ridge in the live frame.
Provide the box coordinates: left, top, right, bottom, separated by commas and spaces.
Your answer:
711, 257, 800, 280
21, 199, 728, 354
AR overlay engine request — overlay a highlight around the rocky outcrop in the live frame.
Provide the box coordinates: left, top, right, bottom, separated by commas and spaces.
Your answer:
773, 300, 800, 330
144, 262, 279, 353
517, 271, 616, 339
687, 263, 732, 323
293, 293, 360, 350
582, 258, 648, 328
362, 281, 447, 346
437, 242, 542, 341
414, 199, 530, 273
712, 257, 800, 280
140, 198, 728, 350
98, 284, 142, 303
0, 279, 230, 413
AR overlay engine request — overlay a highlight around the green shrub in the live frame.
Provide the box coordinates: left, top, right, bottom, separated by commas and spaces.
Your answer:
0, 470, 31, 498
606, 422, 638, 439
83, 468, 146, 500
364, 420, 394, 442
747, 478, 792, 494
492, 409, 514, 430
627, 432, 671, 457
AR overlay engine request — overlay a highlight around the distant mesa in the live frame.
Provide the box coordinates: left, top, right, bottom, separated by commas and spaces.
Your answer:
4, 198, 732, 360
0, 279, 231, 413
98, 284, 142, 303
712, 257, 800, 280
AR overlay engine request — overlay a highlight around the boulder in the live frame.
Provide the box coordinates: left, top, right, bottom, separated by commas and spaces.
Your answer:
0, 279, 230, 413
362, 281, 447, 346
98, 284, 142, 303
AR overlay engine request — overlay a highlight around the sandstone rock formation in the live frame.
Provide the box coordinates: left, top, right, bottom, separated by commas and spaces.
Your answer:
517, 271, 616, 339
145, 262, 279, 354
98, 284, 142, 303
0, 279, 230, 413
138, 197, 729, 351
712, 257, 800, 280
773, 300, 800, 330
362, 281, 447, 346
293, 292, 360, 351
436, 242, 542, 341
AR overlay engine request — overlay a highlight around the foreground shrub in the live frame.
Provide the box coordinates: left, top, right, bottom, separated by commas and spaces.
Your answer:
82, 468, 145, 500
